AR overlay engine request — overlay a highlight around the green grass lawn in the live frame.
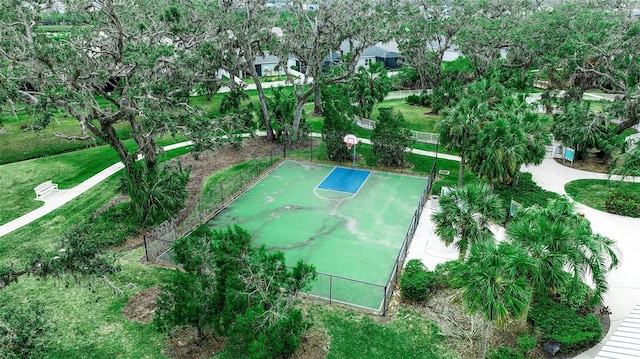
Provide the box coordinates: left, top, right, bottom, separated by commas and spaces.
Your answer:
314, 307, 456, 359
0, 142, 192, 226
565, 179, 640, 212
0, 247, 172, 359
372, 98, 442, 133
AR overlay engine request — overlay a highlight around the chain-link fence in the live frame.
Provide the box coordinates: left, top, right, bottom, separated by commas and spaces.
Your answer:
144, 140, 438, 316
144, 145, 288, 265
381, 160, 437, 315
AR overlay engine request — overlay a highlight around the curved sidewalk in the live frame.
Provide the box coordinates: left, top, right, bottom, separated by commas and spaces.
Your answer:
0, 141, 193, 238
408, 157, 640, 358
524, 158, 640, 359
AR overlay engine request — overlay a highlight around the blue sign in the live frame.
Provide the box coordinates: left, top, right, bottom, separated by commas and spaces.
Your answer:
564, 148, 575, 163
509, 200, 521, 218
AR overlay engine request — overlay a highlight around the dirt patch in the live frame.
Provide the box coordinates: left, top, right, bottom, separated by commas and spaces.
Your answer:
554, 155, 610, 174
290, 327, 331, 359
122, 286, 161, 323
163, 326, 226, 359
173, 137, 280, 226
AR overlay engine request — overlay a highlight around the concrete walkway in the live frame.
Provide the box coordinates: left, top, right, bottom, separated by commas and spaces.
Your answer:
406, 156, 640, 358
0, 141, 194, 238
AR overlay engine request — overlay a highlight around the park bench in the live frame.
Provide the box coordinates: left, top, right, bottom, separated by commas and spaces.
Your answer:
34, 180, 58, 200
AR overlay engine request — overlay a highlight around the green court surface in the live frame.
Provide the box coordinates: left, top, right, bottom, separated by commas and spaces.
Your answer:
207, 160, 427, 311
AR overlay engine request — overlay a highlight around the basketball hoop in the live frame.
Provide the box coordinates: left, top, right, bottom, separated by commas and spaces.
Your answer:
343, 134, 359, 167
343, 134, 358, 149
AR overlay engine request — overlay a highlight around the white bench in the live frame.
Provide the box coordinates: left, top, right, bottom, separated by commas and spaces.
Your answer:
34, 180, 58, 199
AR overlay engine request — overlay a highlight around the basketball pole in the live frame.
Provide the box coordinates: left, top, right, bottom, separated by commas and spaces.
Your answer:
352, 143, 356, 168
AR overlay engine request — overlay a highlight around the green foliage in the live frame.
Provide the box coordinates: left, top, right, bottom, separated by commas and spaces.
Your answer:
405, 92, 431, 107
432, 260, 459, 290
226, 306, 308, 359
431, 180, 457, 198
0, 300, 50, 359
516, 334, 537, 356
400, 259, 436, 302
507, 197, 619, 305
29, 223, 121, 284
493, 172, 559, 213
24, 201, 136, 284
321, 85, 356, 162
371, 107, 412, 168
122, 162, 190, 227
487, 346, 524, 359
552, 102, 618, 160
220, 88, 250, 115
604, 193, 640, 217
557, 278, 593, 313
528, 295, 602, 352
451, 241, 533, 327
405, 94, 422, 106
427, 79, 463, 114
156, 225, 316, 358
350, 62, 392, 118
262, 86, 303, 142
432, 183, 505, 260
394, 65, 420, 90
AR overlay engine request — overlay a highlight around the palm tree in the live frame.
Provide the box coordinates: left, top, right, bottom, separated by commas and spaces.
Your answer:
467, 96, 546, 188
451, 241, 533, 359
507, 197, 620, 304
431, 183, 505, 260
439, 100, 483, 186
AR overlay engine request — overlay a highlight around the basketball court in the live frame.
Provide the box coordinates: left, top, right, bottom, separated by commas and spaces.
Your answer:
206, 160, 428, 311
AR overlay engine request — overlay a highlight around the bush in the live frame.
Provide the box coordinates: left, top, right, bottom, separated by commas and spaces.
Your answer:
406, 94, 422, 106
432, 260, 459, 289
604, 193, 640, 217
528, 295, 602, 352
516, 334, 537, 356
400, 259, 435, 302
371, 108, 412, 168
487, 346, 524, 359
557, 279, 593, 314
494, 172, 559, 214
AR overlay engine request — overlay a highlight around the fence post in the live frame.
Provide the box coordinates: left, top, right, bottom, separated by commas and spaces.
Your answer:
143, 235, 150, 262
329, 275, 333, 305
383, 285, 387, 316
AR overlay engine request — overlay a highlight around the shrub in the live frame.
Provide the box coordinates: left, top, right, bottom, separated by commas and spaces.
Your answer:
400, 259, 435, 302
371, 108, 412, 168
494, 172, 559, 214
406, 94, 422, 106
528, 295, 602, 352
604, 193, 640, 217
487, 346, 524, 359
557, 279, 593, 314
432, 260, 459, 289
516, 334, 537, 356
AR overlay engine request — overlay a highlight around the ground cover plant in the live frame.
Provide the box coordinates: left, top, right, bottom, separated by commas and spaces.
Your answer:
565, 179, 640, 216
528, 295, 603, 353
